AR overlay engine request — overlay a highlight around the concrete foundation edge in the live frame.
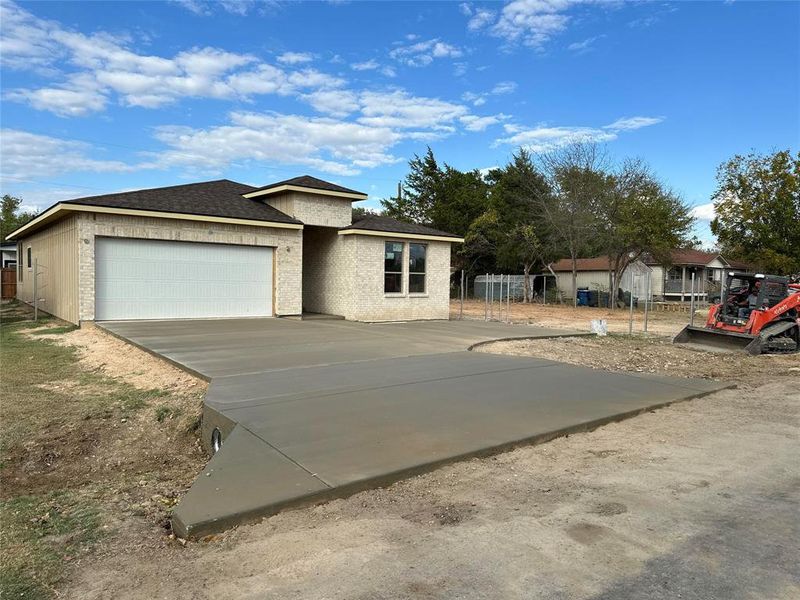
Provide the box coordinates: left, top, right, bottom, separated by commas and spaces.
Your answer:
172, 384, 733, 539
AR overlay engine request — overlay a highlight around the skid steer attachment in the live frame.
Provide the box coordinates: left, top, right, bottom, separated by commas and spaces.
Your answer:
673, 325, 759, 354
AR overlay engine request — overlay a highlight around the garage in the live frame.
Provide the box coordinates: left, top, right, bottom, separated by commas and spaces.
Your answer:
95, 238, 273, 320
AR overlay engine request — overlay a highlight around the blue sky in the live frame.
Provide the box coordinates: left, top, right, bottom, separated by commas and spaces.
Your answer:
1, 0, 798, 245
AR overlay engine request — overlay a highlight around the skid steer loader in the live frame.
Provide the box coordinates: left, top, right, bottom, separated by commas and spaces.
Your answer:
673, 272, 800, 354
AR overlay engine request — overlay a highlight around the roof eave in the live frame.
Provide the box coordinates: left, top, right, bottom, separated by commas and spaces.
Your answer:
6, 203, 303, 241
242, 184, 367, 201
338, 228, 463, 243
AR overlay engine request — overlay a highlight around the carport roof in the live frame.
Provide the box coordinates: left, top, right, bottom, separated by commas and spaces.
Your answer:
6, 179, 302, 240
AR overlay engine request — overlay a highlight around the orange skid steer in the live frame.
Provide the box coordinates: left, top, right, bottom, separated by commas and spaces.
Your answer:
674, 272, 800, 355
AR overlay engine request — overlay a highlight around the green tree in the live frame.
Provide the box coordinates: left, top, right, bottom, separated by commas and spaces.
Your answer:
381, 147, 441, 224
351, 206, 379, 222
598, 159, 695, 307
710, 150, 800, 274
1, 195, 36, 241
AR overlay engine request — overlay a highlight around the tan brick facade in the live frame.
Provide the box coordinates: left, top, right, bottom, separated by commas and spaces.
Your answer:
263, 191, 351, 228
302, 230, 452, 321
76, 212, 302, 322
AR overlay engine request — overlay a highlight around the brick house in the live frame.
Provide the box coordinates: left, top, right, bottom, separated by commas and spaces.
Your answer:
6, 176, 463, 324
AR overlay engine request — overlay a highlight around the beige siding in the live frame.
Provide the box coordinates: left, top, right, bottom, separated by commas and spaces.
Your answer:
76, 212, 302, 321
554, 270, 611, 299
16, 215, 80, 324
264, 191, 351, 228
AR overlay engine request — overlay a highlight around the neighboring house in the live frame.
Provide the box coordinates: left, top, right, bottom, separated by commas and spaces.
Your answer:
547, 256, 650, 302
5, 176, 463, 325
644, 249, 751, 302
546, 250, 751, 303
0, 242, 17, 268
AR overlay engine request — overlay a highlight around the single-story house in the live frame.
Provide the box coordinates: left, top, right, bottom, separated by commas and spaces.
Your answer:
6, 176, 463, 324
643, 249, 751, 301
546, 250, 751, 303
1, 242, 17, 268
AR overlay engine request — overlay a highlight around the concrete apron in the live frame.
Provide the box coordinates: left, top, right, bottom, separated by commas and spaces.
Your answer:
96, 319, 730, 539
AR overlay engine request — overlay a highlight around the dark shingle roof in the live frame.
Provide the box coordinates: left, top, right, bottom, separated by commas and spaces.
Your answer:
341, 215, 462, 239
61, 179, 300, 225
247, 175, 366, 197
643, 249, 719, 266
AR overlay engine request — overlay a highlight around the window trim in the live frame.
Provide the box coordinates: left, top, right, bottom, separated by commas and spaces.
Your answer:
408, 242, 427, 296
384, 241, 404, 295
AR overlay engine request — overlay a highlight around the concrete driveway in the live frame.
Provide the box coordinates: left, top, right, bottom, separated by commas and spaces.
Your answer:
99, 318, 729, 538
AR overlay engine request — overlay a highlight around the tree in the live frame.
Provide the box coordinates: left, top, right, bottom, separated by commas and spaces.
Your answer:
710, 150, 800, 274
597, 160, 695, 307
538, 143, 607, 306
381, 147, 440, 224
488, 149, 559, 302
1, 195, 36, 241
352, 206, 379, 222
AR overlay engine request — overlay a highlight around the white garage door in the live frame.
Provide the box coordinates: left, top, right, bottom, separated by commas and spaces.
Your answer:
95, 238, 273, 320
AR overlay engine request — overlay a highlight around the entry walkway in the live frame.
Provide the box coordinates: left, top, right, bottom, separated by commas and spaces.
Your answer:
99, 318, 728, 538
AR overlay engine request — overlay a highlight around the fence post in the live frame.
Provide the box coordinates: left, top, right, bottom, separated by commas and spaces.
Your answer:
543, 275, 547, 305
507, 275, 511, 322
33, 257, 39, 321
460, 269, 464, 320
484, 273, 489, 321
690, 272, 696, 326
644, 270, 651, 333
628, 276, 635, 335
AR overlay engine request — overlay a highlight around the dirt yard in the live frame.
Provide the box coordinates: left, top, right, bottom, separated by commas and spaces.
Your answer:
3, 301, 798, 599
452, 298, 697, 337
0, 302, 207, 599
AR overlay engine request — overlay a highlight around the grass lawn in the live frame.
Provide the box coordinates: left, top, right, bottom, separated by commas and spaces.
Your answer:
0, 302, 206, 599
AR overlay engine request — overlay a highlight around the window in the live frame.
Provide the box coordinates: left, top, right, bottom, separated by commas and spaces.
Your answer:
26, 246, 32, 269
409, 243, 426, 293
384, 242, 403, 293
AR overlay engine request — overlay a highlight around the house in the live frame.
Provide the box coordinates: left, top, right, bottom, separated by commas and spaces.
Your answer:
5, 176, 463, 324
0, 242, 17, 268
547, 256, 650, 303
546, 250, 751, 303
644, 249, 751, 302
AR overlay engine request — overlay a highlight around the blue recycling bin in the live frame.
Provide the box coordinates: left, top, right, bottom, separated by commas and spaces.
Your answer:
577, 288, 590, 306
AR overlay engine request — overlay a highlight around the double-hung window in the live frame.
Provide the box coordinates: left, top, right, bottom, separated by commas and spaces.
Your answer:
409, 243, 426, 293
384, 242, 403, 293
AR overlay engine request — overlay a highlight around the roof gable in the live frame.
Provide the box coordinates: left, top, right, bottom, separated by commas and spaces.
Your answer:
243, 175, 367, 200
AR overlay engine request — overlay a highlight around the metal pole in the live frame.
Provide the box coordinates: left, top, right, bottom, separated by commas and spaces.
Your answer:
489, 274, 494, 321
33, 257, 38, 321
459, 269, 464, 320
484, 273, 488, 321
690, 272, 696, 326
507, 275, 511, 322
644, 270, 651, 333
628, 276, 635, 335
543, 275, 547, 305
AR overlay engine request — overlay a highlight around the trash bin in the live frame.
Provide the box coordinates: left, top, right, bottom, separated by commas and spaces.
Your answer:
577, 288, 590, 306
587, 290, 599, 307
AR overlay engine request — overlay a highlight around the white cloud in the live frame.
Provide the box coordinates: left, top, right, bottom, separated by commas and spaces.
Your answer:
459, 113, 509, 132
495, 115, 663, 152
491, 80, 517, 95
389, 38, 463, 67
358, 90, 468, 130
0, 129, 141, 179
277, 51, 314, 65
172, 0, 271, 16
567, 34, 604, 53
691, 202, 716, 221
604, 116, 665, 131
301, 89, 359, 117
467, 8, 496, 31
152, 111, 403, 176
381, 65, 397, 78
351, 59, 379, 71
491, 0, 580, 48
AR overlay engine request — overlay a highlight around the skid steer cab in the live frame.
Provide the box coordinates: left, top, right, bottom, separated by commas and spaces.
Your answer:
674, 272, 800, 354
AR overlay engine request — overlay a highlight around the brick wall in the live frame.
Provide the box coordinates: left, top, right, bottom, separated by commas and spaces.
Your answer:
264, 191, 352, 228
301, 231, 452, 321
76, 213, 302, 321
